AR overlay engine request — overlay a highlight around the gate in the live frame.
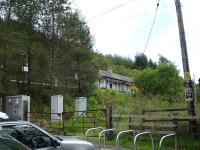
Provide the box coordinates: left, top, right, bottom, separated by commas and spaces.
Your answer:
27, 109, 107, 136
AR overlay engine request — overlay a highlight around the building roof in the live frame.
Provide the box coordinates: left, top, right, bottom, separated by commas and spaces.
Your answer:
99, 70, 133, 83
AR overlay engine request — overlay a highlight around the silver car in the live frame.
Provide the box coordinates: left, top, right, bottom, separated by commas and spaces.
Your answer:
0, 120, 95, 150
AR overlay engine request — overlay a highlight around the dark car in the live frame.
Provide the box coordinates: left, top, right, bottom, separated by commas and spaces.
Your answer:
0, 120, 95, 150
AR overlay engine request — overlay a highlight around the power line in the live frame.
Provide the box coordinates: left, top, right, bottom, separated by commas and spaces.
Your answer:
76, 0, 161, 54
88, 0, 135, 22
143, 0, 161, 54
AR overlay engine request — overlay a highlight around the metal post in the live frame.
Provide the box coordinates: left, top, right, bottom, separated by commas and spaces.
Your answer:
134, 131, 154, 150
85, 127, 104, 140
116, 130, 136, 150
174, 0, 196, 136
158, 133, 177, 150
98, 129, 117, 150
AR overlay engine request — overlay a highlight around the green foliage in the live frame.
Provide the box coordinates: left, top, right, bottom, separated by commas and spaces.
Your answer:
134, 57, 184, 102
92, 53, 134, 72
134, 53, 149, 70
0, 1, 191, 118
158, 55, 172, 64
156, 64, 183, 100
92, 53, 135, 79
90, 89, 136, 113
112, 65, 134, 77
63, 95, 74, 112
133, 53, 157, 70
31, 97, 50, 113
148, 58, 157, 69
105, 54, 134, 69
92, 53, 110, 70
106, 132, 200, 150
97, 89, 117, 107
55, 11, 97, 97
87, 96, 101, 110
0, 1, 96, 99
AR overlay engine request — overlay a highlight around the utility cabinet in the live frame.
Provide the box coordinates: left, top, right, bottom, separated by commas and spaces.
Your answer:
51, 95, 63, 120
5, 95, 30, 121
75, 97, 87, 117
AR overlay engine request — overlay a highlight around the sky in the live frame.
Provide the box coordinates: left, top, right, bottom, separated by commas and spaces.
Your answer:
72, 0, 200, 82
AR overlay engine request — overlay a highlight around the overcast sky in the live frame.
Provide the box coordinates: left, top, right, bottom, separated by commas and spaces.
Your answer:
72, 0, 200, 81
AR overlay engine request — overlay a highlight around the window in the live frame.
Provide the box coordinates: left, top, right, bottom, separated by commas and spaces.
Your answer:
2, 124, 53, 149
0, 138, 29, 150
0, 130, 29, 150
109, 83, 112, 88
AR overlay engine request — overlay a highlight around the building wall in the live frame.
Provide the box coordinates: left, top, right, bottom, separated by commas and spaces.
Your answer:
97, 77, 132, 93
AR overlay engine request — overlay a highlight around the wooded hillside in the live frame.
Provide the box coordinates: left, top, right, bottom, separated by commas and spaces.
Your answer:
0, 0, 97, 98
0, 0, 195, 106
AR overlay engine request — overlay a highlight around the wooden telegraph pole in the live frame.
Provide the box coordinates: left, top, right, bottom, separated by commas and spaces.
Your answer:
174, 0, 197, 135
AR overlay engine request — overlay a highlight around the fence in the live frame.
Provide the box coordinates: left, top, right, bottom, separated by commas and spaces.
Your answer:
142, 108, 199, 137
110, 107, 200, 137
26, 109, 107, 136
26, 106, 199, 138
25, 107, 200, 149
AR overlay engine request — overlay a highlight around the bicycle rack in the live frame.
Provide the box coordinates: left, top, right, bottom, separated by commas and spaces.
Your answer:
158, 133, 177, 150
85, 127, 104, 140
98, 129, 118, 150
134, 131, 154, 150
116, 130, 136, 150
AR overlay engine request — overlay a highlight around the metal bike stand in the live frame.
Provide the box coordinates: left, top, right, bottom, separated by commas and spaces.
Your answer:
134, 131, 154, 150
98, 129, 118, 150
85, 127, 104, 140
158, 133, 177, 150
116, 130, 136, 150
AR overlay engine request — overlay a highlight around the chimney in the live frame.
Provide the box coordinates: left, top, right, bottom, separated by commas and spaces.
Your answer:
108, 65, 112, 74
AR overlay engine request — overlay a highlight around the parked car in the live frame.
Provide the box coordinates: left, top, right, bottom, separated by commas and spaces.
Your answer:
0, 112, 9, 119
0, 129, 30, 150
0, 119, 95, 150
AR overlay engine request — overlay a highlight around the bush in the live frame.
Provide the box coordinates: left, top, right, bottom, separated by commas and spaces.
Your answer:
134, 64, 184, 103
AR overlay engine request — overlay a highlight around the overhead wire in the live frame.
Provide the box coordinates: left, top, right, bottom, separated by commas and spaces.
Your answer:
87, 0, 135, 22
74, 0, 161, 55
143, 0, 161, 54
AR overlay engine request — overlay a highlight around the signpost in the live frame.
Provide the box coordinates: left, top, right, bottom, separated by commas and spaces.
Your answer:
185, 87, 193, 102
174, 0, 196, 136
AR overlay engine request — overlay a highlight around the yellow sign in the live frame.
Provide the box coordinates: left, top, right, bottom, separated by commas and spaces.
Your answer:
131, 85, 139, 92
184, 72, 191, 80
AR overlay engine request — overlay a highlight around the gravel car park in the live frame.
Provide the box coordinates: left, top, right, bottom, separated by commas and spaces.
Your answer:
0, 113, 95, 150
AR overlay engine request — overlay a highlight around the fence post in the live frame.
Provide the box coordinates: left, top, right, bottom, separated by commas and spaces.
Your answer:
173, 113, 179, 149
62, 112, 65, 135
142, 109, 145, 123
128, 115, 132, 130
106, 104, 112, 129
93, 111, 96, 128
106, 103, 113, 139
50, 112, 52, 128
